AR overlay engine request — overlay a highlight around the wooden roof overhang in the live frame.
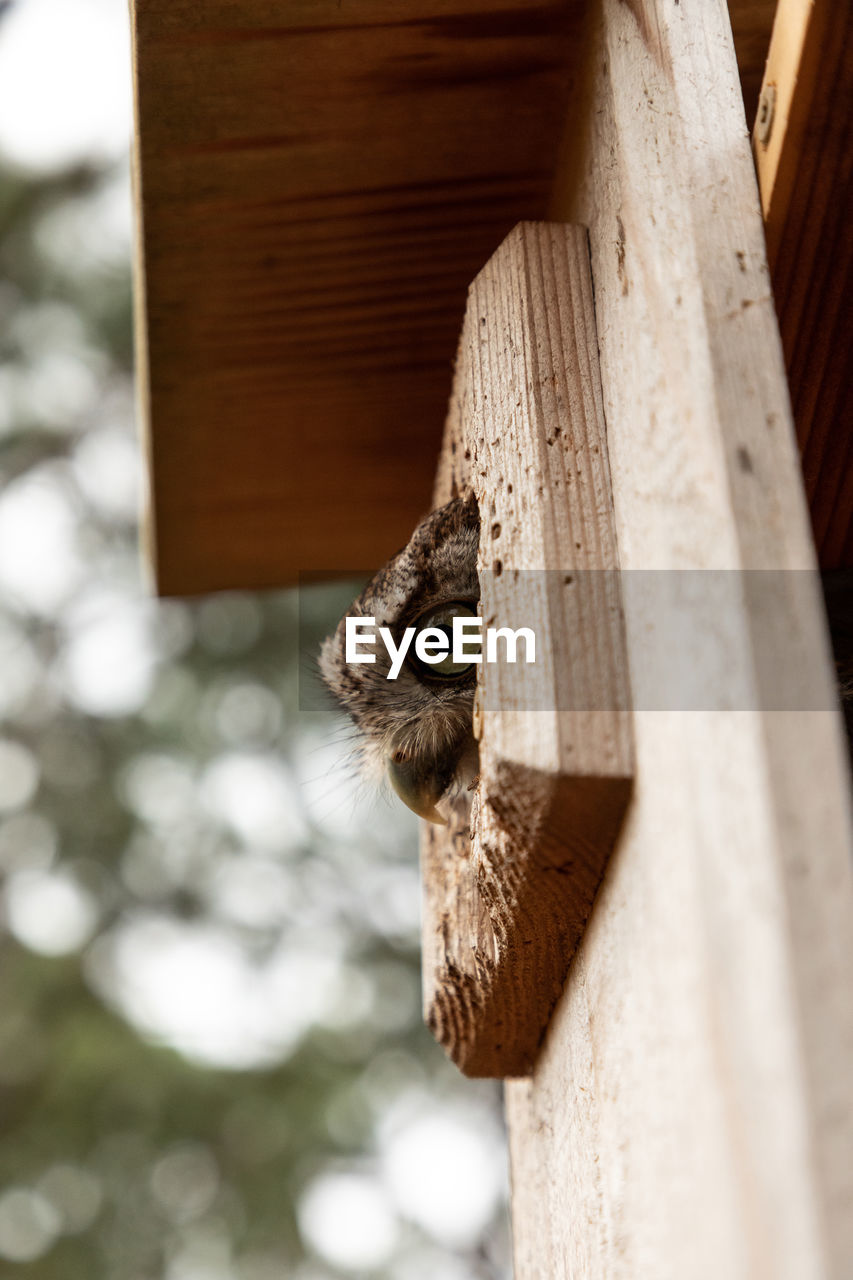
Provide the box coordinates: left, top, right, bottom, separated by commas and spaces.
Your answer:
131, 1, 780, 595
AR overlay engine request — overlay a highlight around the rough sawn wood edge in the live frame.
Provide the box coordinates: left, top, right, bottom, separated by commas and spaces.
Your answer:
421, 222, 634, 1078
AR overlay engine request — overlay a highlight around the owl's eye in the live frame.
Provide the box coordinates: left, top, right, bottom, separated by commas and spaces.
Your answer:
409, 602, 479, 679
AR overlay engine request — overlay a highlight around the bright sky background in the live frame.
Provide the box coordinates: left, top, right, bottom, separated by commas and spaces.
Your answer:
0, 0, 132, 171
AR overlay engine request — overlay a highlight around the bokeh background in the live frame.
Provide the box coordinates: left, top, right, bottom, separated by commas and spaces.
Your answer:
0, 1, 510, 1275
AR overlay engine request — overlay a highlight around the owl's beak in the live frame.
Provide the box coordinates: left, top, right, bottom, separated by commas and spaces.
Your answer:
386, 753, 448, 826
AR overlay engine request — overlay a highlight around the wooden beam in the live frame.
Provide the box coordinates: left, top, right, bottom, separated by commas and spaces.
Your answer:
753, 0, 853, 568
754, 0, 824, 247
130, 0, 586, 594
423, 223, 633, 1077
504, 1, 853, 1277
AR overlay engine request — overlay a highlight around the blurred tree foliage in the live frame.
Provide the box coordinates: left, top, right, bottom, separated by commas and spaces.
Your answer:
0, 155, 508, 1279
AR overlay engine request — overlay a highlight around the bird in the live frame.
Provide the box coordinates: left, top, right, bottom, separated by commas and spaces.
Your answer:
320, 494, 480, 825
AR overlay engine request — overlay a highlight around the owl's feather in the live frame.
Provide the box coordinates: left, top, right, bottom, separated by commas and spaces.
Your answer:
320, 495, 480, 822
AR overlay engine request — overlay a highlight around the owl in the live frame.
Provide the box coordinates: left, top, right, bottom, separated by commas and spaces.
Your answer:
320, 494, 480, 824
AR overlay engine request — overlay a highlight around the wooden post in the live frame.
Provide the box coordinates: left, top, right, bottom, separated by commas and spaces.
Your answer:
499, 2, 853, 1277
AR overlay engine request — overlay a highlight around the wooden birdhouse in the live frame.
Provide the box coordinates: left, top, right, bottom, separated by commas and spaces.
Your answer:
132, 1, 853, 1275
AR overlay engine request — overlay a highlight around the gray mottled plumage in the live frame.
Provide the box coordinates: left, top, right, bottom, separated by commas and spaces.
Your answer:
320, 495, 480, 823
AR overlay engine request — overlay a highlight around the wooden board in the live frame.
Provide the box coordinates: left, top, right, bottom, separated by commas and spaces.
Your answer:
422, 223, 633, 1077
130, 0, 586, 594
753, 0, 853, 568
504, 2, 853, 1278
130, 0, 775, 595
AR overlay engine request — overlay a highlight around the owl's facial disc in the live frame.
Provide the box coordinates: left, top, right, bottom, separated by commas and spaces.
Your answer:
319, 494, 480, 827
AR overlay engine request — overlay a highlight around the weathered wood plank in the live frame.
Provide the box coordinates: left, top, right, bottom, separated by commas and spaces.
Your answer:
753, 0, 853, 568
423, 222, 633, 1077
506, 2, 853, 1278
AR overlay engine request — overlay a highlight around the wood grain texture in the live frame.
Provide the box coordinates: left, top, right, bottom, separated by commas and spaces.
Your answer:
130, 0, 586, 594
729, 0, 779, 128
131, 0, 773, 594
507, 2, 853, 1278
753, 0, 853, 568
423, 223, 633, 1077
